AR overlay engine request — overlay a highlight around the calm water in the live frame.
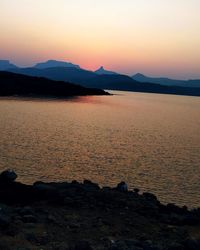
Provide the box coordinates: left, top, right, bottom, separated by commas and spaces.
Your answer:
0, 91, 200, 207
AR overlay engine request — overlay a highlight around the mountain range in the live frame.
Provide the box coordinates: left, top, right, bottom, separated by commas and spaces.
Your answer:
0, 59, 200, 96
132, 73, 200, 88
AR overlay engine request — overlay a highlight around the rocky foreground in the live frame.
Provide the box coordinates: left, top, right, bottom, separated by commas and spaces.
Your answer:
0, 170, 200, 250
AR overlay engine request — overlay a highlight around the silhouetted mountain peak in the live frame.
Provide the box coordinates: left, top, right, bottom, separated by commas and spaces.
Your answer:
95, 66, 118, 75
0, 60, 17, 70
133, 73, 146, 78
34, 60, 80, 69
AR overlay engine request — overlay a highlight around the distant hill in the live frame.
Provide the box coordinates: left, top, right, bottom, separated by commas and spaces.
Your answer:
34, 60, 80, 69
0, 71, 109, 97
187, 80, 200, 88
132, 73, 200, 88
95, 66, 118, 75
83, 74, 200, 96
0, 60, 17, 70
7, 67, 200, 97
83, 74, 137, 89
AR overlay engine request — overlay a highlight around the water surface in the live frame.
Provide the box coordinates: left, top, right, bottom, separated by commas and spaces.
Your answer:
0, 91, 199, 207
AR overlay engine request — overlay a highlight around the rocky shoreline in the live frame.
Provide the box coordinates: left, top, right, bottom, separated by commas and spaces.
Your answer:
0, 170, 200, 250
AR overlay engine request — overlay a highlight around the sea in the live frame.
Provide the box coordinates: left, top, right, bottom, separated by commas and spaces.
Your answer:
0, 91, 199, 207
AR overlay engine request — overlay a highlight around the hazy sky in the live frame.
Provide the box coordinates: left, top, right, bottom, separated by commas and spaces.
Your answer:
1, 0, 200, 79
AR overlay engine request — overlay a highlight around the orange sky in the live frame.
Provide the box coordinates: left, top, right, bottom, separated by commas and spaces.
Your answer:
0, 0, 200, 79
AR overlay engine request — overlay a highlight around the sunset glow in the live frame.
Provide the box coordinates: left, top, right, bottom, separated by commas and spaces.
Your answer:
1, 0, 200, 79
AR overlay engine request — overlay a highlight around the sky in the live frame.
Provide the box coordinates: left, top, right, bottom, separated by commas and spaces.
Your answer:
0, 0, 200, 79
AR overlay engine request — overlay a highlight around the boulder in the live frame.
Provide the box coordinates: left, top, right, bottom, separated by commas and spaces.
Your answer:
143, 192, 159, 204
133, 188, 140, 194
83, 180, 100, 190
116, 182, 128, 192
0, 170, 17, 183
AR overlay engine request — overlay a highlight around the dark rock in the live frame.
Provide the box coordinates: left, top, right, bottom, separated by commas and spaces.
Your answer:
72, 180, 79, 185
53, 243, 70, 250
182, 206, 188, 211
69, 240, 93, 250
22, 215, 37, 223
15, 248, 32, 250
134, 188, 140, 194
26, 233, 49, 245
51, 182, 69, 190
18, 206, 34, 216
0, 213, 11, 227
0, 242, 11, 250
183, 239, 200, 250
143, 192, 158, 202
166, 243, 185, 250
83, 180, 100, 190
116, 182, 128, 192
33, 182, 57, 192
47, 214, 57, 223
182, 215, 200, 225
109, 239, 143, 250
4, 226, 18, 236
102, 186, 112, 191
33, 182, 59, 200
0, 203, 9, 212
0, 170, 17, 183
63, 197, 77, 207
165, 203, 185, 214
68, 222, 81, 229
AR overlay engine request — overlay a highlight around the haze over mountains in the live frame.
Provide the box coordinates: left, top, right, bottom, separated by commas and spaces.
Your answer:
132, 73, 200, 88
0, 60, 200, 96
